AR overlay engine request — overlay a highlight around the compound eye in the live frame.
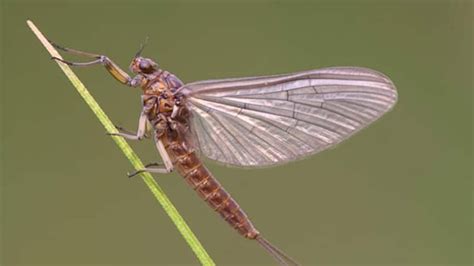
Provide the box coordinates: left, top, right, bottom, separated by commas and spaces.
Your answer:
139, 60, 151, 70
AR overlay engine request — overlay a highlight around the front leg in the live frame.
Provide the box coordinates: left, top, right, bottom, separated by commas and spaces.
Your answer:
108, 111, 148, 140
50, 41, 143, 87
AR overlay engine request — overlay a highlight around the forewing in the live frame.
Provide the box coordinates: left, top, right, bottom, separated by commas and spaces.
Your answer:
179, 67, 398, 167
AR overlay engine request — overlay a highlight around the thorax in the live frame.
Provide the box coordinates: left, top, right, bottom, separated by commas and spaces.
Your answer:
139, 70, 192, 150
140, 70, 184, 120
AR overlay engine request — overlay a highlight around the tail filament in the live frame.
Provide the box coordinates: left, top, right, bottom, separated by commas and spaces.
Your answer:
255, 235, 299, 266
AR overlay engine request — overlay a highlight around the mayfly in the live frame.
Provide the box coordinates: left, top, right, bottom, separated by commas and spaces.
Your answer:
51, 39, 398, 265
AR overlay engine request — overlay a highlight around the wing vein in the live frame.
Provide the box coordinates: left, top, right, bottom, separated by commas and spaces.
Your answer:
182, 67, 397, 167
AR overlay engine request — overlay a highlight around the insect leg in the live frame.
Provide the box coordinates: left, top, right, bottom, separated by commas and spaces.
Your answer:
113, 125, 150, 139
49, 41, 102, 58
107, 112, 148, 140
128, 162, 163, 178
127, 167, 169, 177
127, 163, 167, 178
155, 139, 173, 171
171, 105, 179, 118
143, 162, 163, 167
50, 41, 135, 86
51, 57, 103, 67
127, 140, 174, 177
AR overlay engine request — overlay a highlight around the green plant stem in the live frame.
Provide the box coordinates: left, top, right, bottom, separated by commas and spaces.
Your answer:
27, 20, 215, 266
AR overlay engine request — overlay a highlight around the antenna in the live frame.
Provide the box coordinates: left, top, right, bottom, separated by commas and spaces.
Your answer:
135, 36, 149, 58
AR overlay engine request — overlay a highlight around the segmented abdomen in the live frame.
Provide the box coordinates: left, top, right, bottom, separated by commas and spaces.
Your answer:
162, 136, 259, 239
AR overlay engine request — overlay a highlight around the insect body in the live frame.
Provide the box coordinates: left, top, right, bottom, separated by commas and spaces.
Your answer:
128, 56, 262, 240
51, 40, 398, 266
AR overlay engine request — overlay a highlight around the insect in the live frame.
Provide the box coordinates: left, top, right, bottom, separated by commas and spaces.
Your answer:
51, 39, 398, 265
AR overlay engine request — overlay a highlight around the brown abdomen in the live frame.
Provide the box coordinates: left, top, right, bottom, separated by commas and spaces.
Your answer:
162, 136, 259, 239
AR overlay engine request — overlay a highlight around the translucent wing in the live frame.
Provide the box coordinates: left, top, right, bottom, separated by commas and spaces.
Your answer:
179, 67, 398, 167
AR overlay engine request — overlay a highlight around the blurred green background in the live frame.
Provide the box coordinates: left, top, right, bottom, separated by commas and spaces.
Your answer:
1, 1, 472, 265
